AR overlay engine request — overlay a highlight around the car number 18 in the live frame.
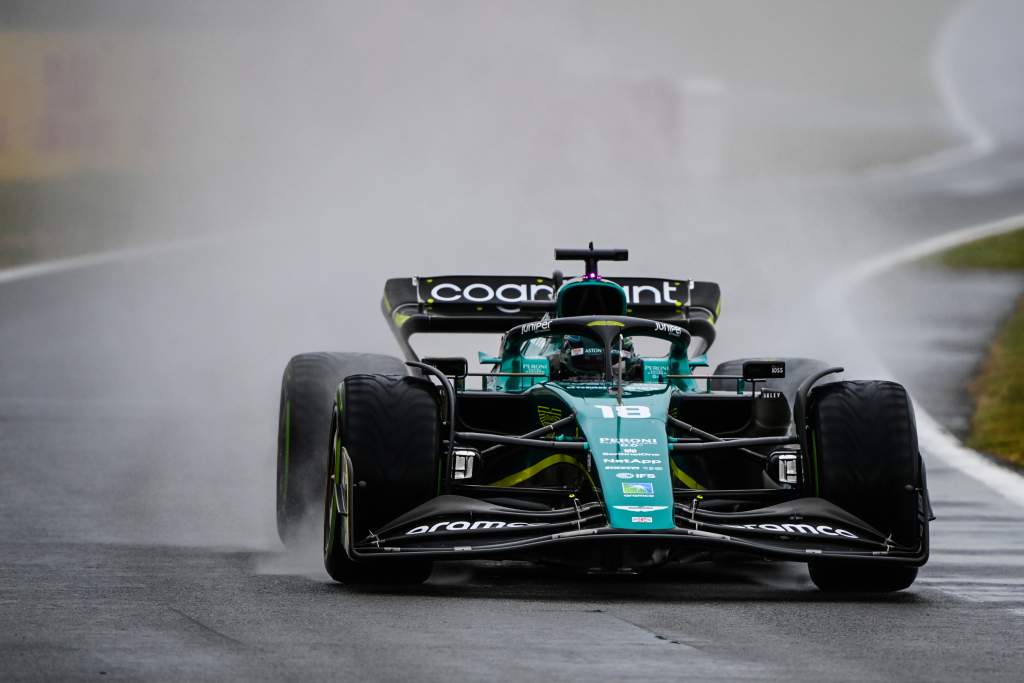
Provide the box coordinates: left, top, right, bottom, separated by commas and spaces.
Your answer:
595, 405, 651, 419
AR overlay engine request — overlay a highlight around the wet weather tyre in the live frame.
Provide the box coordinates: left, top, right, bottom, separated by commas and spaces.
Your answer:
276, 352, 406, 545
808, 562, 918, 594
324, 374, 439, 585
806, 380, 925, 593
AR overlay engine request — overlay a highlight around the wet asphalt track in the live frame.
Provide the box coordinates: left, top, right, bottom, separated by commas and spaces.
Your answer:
2, 182, 1024, 681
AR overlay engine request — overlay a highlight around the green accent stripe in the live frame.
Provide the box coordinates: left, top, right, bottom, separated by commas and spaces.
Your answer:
670, 458, 705, 490
487, 453, 596, 490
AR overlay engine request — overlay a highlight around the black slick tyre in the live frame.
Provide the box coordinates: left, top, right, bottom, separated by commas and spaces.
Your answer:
324, 374, 439, 585
805, 380, 926, 593
276, 352, 406, 545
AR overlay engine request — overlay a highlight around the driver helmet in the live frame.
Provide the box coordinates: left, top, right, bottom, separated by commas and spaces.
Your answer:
559, 334, 634, 378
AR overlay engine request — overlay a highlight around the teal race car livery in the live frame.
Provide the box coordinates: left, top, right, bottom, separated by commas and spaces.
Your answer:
276, 246, 932, 592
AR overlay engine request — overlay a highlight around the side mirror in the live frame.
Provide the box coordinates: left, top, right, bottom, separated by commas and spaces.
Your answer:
742, 360, 785, 381
422, 357, 468, 378
477, 351, 501, 365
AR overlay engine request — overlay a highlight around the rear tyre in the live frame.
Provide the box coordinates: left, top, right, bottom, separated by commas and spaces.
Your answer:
806, 380, 926, 593
276, 352, 406, 545
324, 374, 439, 584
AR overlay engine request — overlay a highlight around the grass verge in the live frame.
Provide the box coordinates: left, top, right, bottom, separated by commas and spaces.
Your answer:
935, 227, 1024, 269
940, 227, 1024, 466
967, 297, 1024, 466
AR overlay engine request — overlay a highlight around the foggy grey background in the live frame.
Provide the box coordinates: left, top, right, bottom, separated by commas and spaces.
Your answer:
3, 0, 1021, 552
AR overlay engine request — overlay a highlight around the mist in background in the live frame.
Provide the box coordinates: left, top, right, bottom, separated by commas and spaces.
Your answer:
2, 0, 1020, 550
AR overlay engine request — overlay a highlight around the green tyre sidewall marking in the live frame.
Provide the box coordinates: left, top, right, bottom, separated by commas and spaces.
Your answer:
325, 390, 345, 558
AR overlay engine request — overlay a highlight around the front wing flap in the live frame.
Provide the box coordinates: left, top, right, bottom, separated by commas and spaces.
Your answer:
351, 495, 929, 566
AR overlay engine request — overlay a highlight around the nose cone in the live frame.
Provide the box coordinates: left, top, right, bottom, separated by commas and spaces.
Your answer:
548, 383, 676, 530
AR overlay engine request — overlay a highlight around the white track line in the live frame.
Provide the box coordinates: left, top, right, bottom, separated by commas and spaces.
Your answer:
0, 237, 217, 286
832, 213, 1024, 290
830, 212, 1024, 508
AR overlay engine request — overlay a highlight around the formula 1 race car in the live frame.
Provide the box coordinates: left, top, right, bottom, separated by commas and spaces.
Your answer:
276, 246, 932, 592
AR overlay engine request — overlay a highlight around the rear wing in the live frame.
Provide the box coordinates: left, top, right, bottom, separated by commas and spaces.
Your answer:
382, 275, 720, 360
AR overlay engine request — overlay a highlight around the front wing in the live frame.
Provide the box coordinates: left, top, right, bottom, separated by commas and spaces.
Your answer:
347, 495, 929, 567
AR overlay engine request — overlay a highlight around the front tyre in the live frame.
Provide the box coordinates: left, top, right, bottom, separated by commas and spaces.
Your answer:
806, 380, 927, 593
324, 374, 439, 585
808, 563, 918, 593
